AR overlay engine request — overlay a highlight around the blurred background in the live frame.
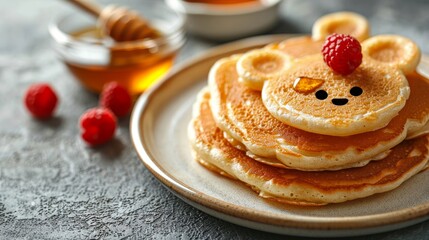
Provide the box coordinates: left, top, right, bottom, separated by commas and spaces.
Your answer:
1, 0, 429, 239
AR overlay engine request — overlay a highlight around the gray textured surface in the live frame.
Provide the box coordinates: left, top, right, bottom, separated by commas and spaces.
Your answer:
1, 0, 429, 239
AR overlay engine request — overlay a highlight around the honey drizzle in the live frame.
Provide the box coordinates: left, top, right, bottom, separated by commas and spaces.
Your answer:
293, 77, 325, 94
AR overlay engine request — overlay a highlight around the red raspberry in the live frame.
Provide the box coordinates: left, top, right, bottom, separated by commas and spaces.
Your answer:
99, 82, 132, 118
24, 83, 58, 119
322, 33, 362, 75
79, 107, 117, 146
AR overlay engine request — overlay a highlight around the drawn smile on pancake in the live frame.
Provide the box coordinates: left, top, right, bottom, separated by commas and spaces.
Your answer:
332, 98, 348, 106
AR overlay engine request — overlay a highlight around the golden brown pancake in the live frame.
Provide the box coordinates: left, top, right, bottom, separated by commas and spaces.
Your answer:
362, 35, 421, 75
189, 89, 429, 205
237, 35, 421, 136
209, 54, 429, 170
311, 12, 370, 42
222, 129, 391, 170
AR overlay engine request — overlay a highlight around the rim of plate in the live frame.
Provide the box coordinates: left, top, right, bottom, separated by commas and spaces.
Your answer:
130, 34, 429, 231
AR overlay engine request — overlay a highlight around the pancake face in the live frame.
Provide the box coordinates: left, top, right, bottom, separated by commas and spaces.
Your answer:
209, 55, 429, 170
238, 35, 420, 136
189, 89, 429, 205
262, 54, 410, 136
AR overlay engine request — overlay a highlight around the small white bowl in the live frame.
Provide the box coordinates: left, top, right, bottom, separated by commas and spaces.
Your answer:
165, 0, 282, 41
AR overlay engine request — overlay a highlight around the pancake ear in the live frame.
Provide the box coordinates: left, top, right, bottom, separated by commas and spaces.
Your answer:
312, 12, 370, 42
237, 49, 292, 90
362, 35, 421, 74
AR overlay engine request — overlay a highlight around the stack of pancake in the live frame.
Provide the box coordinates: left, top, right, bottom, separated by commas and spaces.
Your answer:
188, 12, 429, 205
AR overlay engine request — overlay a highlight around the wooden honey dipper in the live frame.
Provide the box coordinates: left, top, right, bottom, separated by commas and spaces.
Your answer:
68, 0, 159, 42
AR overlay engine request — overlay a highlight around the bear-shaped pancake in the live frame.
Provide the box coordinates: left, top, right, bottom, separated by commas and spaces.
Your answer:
237, 35, 420, 136
207, 12, 429, 170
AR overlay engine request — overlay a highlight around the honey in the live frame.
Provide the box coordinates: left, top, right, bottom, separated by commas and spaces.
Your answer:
293, 77, 325, 94
64, 27, 177, 95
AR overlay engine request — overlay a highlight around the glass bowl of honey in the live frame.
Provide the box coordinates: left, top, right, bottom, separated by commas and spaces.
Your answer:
49, 0, 186, 95
165, 0, 281, 41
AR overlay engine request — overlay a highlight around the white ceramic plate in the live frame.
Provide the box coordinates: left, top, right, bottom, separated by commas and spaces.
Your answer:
130, 35, 429, 237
